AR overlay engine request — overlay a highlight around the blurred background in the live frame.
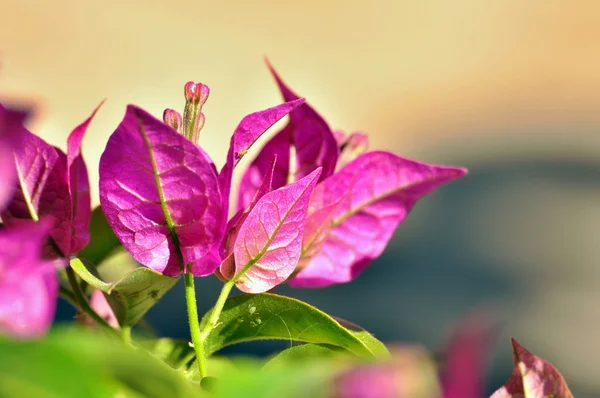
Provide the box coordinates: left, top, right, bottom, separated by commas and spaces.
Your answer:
2, 0, 599, 395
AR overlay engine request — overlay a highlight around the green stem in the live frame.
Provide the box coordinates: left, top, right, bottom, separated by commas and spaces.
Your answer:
182, 102, 201, 142
185, 275, 235, 379
122, 326, 133, 347
65, 267, 118, 336
184, 272, 205, 376
198, 280, 234, 342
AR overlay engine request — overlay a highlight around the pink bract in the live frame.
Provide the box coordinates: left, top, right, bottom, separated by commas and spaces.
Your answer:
99, 105, 223, 277
233, 168, 321, 293
210, 99, 304, 271
65, 102, 104, 254
267, 62, 339, 182
490, 339, 574, 398
441, 311, 500, 398
236, 66, 468, 288
237, 62, 339, 210
218, 98, 304, 219
237, 127, 292, 212
0, 219, 61, 339
2, 103, 101, 257
290, 151, 467, 287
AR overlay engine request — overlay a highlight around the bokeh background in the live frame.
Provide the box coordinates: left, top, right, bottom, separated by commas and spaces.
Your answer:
2, 0, 599, 395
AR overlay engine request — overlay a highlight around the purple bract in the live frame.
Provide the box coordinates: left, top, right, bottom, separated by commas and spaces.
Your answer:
490, 339, 574, 398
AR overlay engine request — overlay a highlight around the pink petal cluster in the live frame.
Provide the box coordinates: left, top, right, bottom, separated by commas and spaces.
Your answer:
99, 63, 467, 293
237, 64, 467, 288
99, 98, 305, 284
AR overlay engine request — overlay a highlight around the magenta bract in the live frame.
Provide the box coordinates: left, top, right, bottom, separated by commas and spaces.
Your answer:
296, 195, 341, 271
441, 312, 500, 398
237, 127, 292, 211
218, 98, 304, 219
0, 105, 60, 339
0, 219, 61, 339
267, 62, 339, 181
490, 339, 574, 398
212, 99, 304, 271
99, 105, 223, 276
236, 66, 468, 288
290, 151, 467, 287
226, 156, 277, 253
1, 123, 65, 252
1, 103, 101, 257
237, 63, 339, 211
65, 103, 102, 254
218, 156, 278, 281
232, 168, 322, 293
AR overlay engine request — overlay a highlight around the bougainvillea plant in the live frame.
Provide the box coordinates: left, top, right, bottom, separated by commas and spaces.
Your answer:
0, 63, 576, 397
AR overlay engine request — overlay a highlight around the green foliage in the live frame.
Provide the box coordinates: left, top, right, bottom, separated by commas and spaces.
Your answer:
70, 258, 179, 327
263, 343, 348, 369
0, 328, 377, 398
199, 293, 390, 360
198, 356, 335, 398
0, 328, 201, 398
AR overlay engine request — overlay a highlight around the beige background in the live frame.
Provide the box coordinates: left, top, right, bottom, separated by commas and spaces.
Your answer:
2, 0, 600, 391
2, 1, 599, 172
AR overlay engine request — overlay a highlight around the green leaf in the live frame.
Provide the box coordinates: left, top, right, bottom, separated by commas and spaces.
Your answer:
70, 258, 179, 327
78, 206, 121, 265
263, 343, 347, 370
200, 293, 390, 360
70, 258, 111, 291
333, 317, 391, 359
205, 357, 332, 398
0, 327, 201, 398
0, 339, 117, 398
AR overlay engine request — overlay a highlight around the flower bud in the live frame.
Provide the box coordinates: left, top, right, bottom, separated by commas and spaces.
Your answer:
346, 133, 368, 152
190, 113, 205, 144
163, 109, 182, 133
332, 130, 348, 146
184, 81, 210, 105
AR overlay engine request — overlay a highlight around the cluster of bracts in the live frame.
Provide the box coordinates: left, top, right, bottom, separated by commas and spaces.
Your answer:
0, 63, 573, 397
